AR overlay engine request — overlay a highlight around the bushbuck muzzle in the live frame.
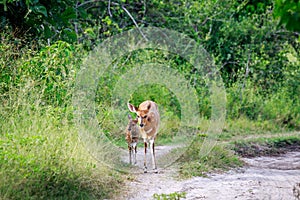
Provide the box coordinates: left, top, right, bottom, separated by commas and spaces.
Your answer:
138, 115, 147, 128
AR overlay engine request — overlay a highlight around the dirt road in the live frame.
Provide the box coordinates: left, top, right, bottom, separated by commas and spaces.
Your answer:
117, 144, 300, 200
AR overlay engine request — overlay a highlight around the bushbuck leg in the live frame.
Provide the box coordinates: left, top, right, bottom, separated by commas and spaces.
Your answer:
149, 138, 157, 172
144, 140, 148, 172
129, 145, 132, 165
132, 141, 137, 164
142, 138, 157, 173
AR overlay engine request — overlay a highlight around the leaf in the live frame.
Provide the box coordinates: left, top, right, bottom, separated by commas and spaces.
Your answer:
62, 29, 77, 43
61, 7, 76, 25
102, 16, 112, 26
0, 0, 7, 12
33, 5, 48, 17
84, 28, 96, 38
78, 7, 88, 19
44, 24, 52, 38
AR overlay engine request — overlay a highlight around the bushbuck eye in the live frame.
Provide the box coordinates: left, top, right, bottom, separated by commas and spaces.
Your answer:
143, 115, 147, 119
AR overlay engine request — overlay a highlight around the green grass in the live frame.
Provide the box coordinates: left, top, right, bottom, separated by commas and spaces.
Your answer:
153, 191, 187, 200
177, 117, 300, 178
219, 117, 291, 141
178, 134, 243, 178
0, 105, 122, 199
0, 36, 125, 199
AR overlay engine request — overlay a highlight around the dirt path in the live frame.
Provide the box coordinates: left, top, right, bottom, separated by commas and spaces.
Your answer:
116, 140, 300, 200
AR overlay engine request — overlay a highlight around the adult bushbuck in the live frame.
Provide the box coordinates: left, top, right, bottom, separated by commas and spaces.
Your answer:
125, 114, 139, 165
127, 100, 160, 173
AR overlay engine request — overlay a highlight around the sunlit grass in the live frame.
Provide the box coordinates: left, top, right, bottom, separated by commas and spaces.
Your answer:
0, 104, 122, 199
178, 134, 243, 178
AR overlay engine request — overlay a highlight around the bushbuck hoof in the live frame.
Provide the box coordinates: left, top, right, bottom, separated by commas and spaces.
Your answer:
153, 169, 158, 173
143, 167, 147, 173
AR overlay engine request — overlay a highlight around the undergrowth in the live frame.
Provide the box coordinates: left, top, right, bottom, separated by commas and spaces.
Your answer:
219, 117, 291, 140
178, 134, 243, 178
0, 103, 122, 199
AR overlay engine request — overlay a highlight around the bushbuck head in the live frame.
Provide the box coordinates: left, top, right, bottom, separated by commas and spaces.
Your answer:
127, 102, 152, 128
126, 114, 139, 140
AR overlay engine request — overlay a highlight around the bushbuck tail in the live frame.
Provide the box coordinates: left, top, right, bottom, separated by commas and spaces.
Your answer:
127, 100, 160, 173
125, 114, 139, 165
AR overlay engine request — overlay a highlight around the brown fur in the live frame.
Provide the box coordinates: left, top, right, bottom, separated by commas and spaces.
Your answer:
128, 100, 160, 173
125, 115, 139, 164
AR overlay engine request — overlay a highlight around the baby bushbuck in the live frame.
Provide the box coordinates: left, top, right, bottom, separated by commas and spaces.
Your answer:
125, 114, 139, 165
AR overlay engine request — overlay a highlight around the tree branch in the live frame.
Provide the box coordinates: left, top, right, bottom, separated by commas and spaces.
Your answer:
108, 0, 112, 17
121, 5, 148, 41
77, 0, 119, 8
77, 0, 148, 40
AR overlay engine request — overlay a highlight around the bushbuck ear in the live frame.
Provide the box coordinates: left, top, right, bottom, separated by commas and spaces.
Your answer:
127, 103, 137, 113
147, 103, 151, 110
128, 114, 132, 120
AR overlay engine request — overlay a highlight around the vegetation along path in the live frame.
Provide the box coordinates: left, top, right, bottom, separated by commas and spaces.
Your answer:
116, 132, 300, 200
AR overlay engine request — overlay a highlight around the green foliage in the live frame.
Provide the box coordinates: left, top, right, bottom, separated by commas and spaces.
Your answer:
21, 41, 79, 106
0, 0, 136, 45
153, 191, 187, 200
0, 34, 122, 199
226, 80, 264, 120
274, 0, 300, 32
1, 0, 77, 42
0, 35, 81, 107
179, 134, 242, 178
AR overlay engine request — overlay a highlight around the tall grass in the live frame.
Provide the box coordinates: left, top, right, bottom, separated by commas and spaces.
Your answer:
0, 91, 122, 199
0, 36, 122, 199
